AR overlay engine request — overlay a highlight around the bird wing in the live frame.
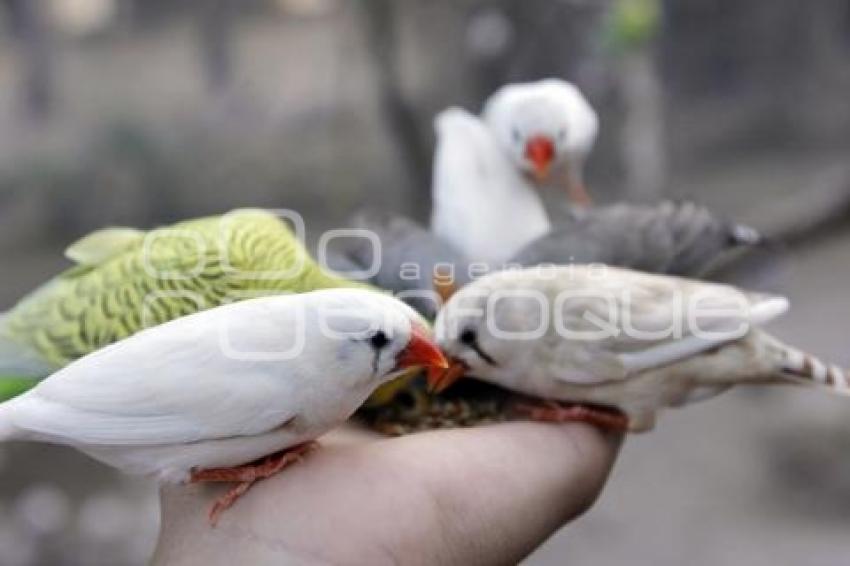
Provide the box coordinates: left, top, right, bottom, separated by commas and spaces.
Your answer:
526, 267, 788, 383
511, 213, 616, 267
431, 109, 505, 245
1, 210, 303, 369
335, 210, 471, 318
64, 227, 146, 267
8, 303, 301, 446
431, 107, 548, 263
431, 108, 506, 215
512, 200, 764, 277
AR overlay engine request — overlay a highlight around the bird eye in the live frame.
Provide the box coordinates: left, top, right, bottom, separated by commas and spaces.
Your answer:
370, 331, 390, 349
557, 128, 566, 141
459, 328, 477, 345
511, 127, 521, 143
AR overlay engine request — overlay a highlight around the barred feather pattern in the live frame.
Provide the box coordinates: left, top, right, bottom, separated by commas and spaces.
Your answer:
782, 347, 850, 393
1, 209, 367, 368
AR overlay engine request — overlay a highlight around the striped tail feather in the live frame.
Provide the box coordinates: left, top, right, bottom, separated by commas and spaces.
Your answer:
779, 347, 850, 396
728, 222, 765, 248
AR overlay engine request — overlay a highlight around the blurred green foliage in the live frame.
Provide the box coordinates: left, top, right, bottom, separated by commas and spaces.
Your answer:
603, 0, 661, 53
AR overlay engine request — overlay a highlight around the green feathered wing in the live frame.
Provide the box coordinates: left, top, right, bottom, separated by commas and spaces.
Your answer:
0, 208, 381, 399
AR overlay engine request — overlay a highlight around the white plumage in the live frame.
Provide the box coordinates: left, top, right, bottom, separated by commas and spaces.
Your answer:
431, 107, 551, 264
434, 265, 847, 431
0, 289, 439, 483
481, 79, 598, 179
430, 79, 598, 265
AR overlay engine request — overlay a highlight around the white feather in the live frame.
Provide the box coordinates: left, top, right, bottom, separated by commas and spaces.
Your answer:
483, 78, 598, 162
434, 265, 849, 429
0, 289, 419, 480
9, 302, 304, 446
430, 80, 598, 265
616, 293, 788, 375
430, 107, 550, 264
437, 265, 790, 392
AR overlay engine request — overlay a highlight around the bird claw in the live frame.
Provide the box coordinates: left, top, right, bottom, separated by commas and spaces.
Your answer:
514, 400, 629, 432
208, 481, 253, 526
191, 441, 320, 526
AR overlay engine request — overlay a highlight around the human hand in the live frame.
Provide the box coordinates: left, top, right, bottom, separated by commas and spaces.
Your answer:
153, 421, 620, 566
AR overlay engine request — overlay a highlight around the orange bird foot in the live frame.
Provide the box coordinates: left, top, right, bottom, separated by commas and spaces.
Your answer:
190, 441, 319, 526
514, 401, 628, 432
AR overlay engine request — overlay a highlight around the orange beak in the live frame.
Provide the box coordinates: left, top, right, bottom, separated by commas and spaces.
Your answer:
426, 359, 468, 394
525, 136, 555, 183
394, 326, 449, 372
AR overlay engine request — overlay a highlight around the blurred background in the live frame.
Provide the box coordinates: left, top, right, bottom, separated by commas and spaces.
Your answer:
1, 0, 849, 564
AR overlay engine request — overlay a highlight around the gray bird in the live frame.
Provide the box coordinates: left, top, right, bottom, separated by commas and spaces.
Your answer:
512, 200, 764, 276
332, 201, 764, 320
327, 209, 476, 319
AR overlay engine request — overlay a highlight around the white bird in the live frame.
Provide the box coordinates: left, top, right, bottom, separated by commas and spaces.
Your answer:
0, 289, 447, 524
430, 79, 598, 265
430, 265, 848, 432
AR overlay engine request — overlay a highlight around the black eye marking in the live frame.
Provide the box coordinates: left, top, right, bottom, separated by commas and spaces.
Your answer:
370, 330, 389, 350
557, 128, 566, 141
368, 330, 391, 374
459, 327, 498, 366
512, 127, 521, 143
460, 328, 477, 345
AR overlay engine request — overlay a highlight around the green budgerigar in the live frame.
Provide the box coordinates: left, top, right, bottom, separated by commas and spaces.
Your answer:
0, 208, 410, 404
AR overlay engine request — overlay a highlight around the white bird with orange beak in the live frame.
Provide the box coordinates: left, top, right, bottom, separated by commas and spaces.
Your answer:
430, 266, 848, 432
431, 79, 598, 264
0, 289, 447, 524
483, 79, 598, 204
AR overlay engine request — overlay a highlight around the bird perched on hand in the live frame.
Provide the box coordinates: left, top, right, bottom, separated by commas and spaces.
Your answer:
431, 79, 598, 264
431, 265, 847, 432
0, 289, 448, 524
333, 203, 765, 434
0, 209, 411, 407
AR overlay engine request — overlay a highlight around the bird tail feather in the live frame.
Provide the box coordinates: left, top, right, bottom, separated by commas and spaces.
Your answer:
777, 345, 850, 397
728, 222, 765, 248
0, 313, 54, 401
